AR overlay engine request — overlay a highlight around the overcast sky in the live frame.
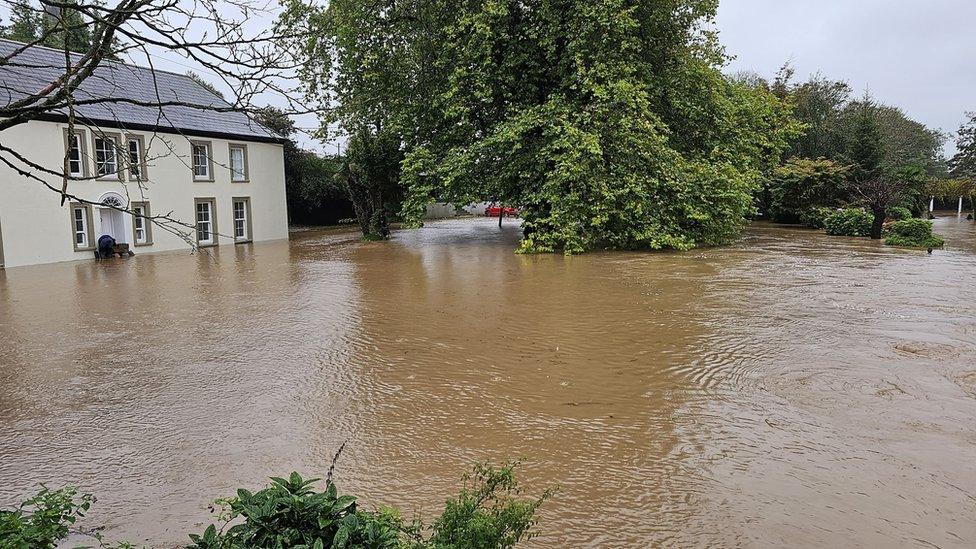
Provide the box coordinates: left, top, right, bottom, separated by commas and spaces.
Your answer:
717, 0, 976, 155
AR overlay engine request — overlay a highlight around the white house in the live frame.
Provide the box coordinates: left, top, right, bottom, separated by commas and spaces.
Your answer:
0, 39, 289, 269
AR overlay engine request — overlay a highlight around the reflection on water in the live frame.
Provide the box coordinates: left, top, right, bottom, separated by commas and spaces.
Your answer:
1, 217, 975, 547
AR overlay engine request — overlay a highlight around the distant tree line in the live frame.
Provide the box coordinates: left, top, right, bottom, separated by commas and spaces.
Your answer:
254, 108, 355, 226
0, 0, 121, 57
734, 65, 946, 238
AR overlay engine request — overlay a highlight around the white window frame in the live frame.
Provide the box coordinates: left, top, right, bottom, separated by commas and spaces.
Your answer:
229, 144, 248, 182
64, 129, 88, 178
127, 135, 147, 180
93, 134, 120, 179
131, 202, 152, 246
195, 198, 217, 246
233, 198, 250, 242
70, 203, 94, 251
191, 141, 213, 181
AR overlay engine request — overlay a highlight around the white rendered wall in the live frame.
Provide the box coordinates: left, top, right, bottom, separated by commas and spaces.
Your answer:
0, 120, 288, 268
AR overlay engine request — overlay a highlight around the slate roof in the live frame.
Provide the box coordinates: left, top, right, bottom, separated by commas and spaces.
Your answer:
0, 39, 281, 143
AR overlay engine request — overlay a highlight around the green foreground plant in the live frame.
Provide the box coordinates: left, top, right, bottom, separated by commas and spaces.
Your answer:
1, 463, 551, 549
0, 486, 93, 549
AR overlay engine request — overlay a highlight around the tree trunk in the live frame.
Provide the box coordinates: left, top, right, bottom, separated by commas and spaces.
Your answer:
870, 207, 885, 239
498, 202, 503, 228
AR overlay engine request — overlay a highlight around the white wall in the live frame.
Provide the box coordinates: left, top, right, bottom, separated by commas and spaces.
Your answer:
0, 120, 288, 268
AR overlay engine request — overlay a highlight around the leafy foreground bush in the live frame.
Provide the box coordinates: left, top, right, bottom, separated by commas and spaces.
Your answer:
886, 206, 913, 221
1, 463, 551, 549
824, 208, 873, 237
884, 219, 946, 248
0, 486, 97, 549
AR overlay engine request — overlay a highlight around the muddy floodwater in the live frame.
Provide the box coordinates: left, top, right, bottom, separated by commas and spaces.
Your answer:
1, 216, 975, 547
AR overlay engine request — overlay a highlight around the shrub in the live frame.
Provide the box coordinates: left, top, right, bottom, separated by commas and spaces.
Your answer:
768, 158, 851, 223
188, 472, 404, 549
0, 486, 93, 549
824, 208, 873, 237
887, 206, 912, 221
2, 464, 550, 549
191, 463, 550, 549
884, 218, 946, 248
799, 207, 835, 229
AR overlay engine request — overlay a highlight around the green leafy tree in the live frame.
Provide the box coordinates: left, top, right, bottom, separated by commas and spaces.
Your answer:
0, 0, 123, 57
282, 0, 798, 254
335, 125, 404, 240
3, 1, 39, 43
786, 75, 853, 161
949, 112, 976, 180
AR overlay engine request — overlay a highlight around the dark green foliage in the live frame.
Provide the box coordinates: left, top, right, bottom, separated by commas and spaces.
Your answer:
949, 112, 976, 179
3, 1, 38, 44
884, 219, 945, 248
0, 0, 121, 58
847, 101, 886, 184
3, 464, 550, 549
768, 158, 850, 223
188, 472, 403, 549
824, 208, 873, 237
799, 206, 835, 229
773, 72, 945, 178
0, 486, 92, 549
782, 74, 853, 161
253, 107, 348, 225
336, 126, 404, 240
283, 0, 798, 253
886, 206, 912, 221
425, 462, 551, 549
191, 463, 549, 549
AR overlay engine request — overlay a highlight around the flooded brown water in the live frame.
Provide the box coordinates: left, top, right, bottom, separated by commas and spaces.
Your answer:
1, 216, 975, 548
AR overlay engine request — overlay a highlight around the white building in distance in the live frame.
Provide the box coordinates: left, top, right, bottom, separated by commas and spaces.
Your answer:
0, 39, 289, 268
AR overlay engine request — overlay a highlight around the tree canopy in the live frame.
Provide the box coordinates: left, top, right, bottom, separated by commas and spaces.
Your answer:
949, 112, 976, 180
282, 0, 799, 253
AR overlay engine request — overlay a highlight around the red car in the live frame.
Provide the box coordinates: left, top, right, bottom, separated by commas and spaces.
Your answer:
485, 204, 519, 218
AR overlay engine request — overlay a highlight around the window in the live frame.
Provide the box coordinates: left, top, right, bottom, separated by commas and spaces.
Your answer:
233, 198, 251, 242
69, 203, 94, 251
94, 135, 120, 178
127, 136, 146, 180
195, 198, 217, 246
229, 144, 248, 182
131, 201, 152, 246
191, 141, 213, 180
64, 129, 87, 177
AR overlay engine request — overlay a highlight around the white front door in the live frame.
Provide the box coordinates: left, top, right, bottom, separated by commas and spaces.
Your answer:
99, 208, 127, 243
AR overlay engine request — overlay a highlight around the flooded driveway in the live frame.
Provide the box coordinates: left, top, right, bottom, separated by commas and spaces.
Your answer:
1, 216, 975, 547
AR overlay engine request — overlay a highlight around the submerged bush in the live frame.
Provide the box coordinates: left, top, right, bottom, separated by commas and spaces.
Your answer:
887, 206, 912, 221
799, 207, 835, 229
824, 208, 873, 237
884, 218, 945, 248
768, 158, 851, 224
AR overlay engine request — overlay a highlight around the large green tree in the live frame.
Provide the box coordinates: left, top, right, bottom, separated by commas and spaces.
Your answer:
283, 0, 798, 253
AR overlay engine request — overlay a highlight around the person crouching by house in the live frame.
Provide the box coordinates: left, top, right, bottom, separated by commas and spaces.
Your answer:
97, 234, 116, 259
